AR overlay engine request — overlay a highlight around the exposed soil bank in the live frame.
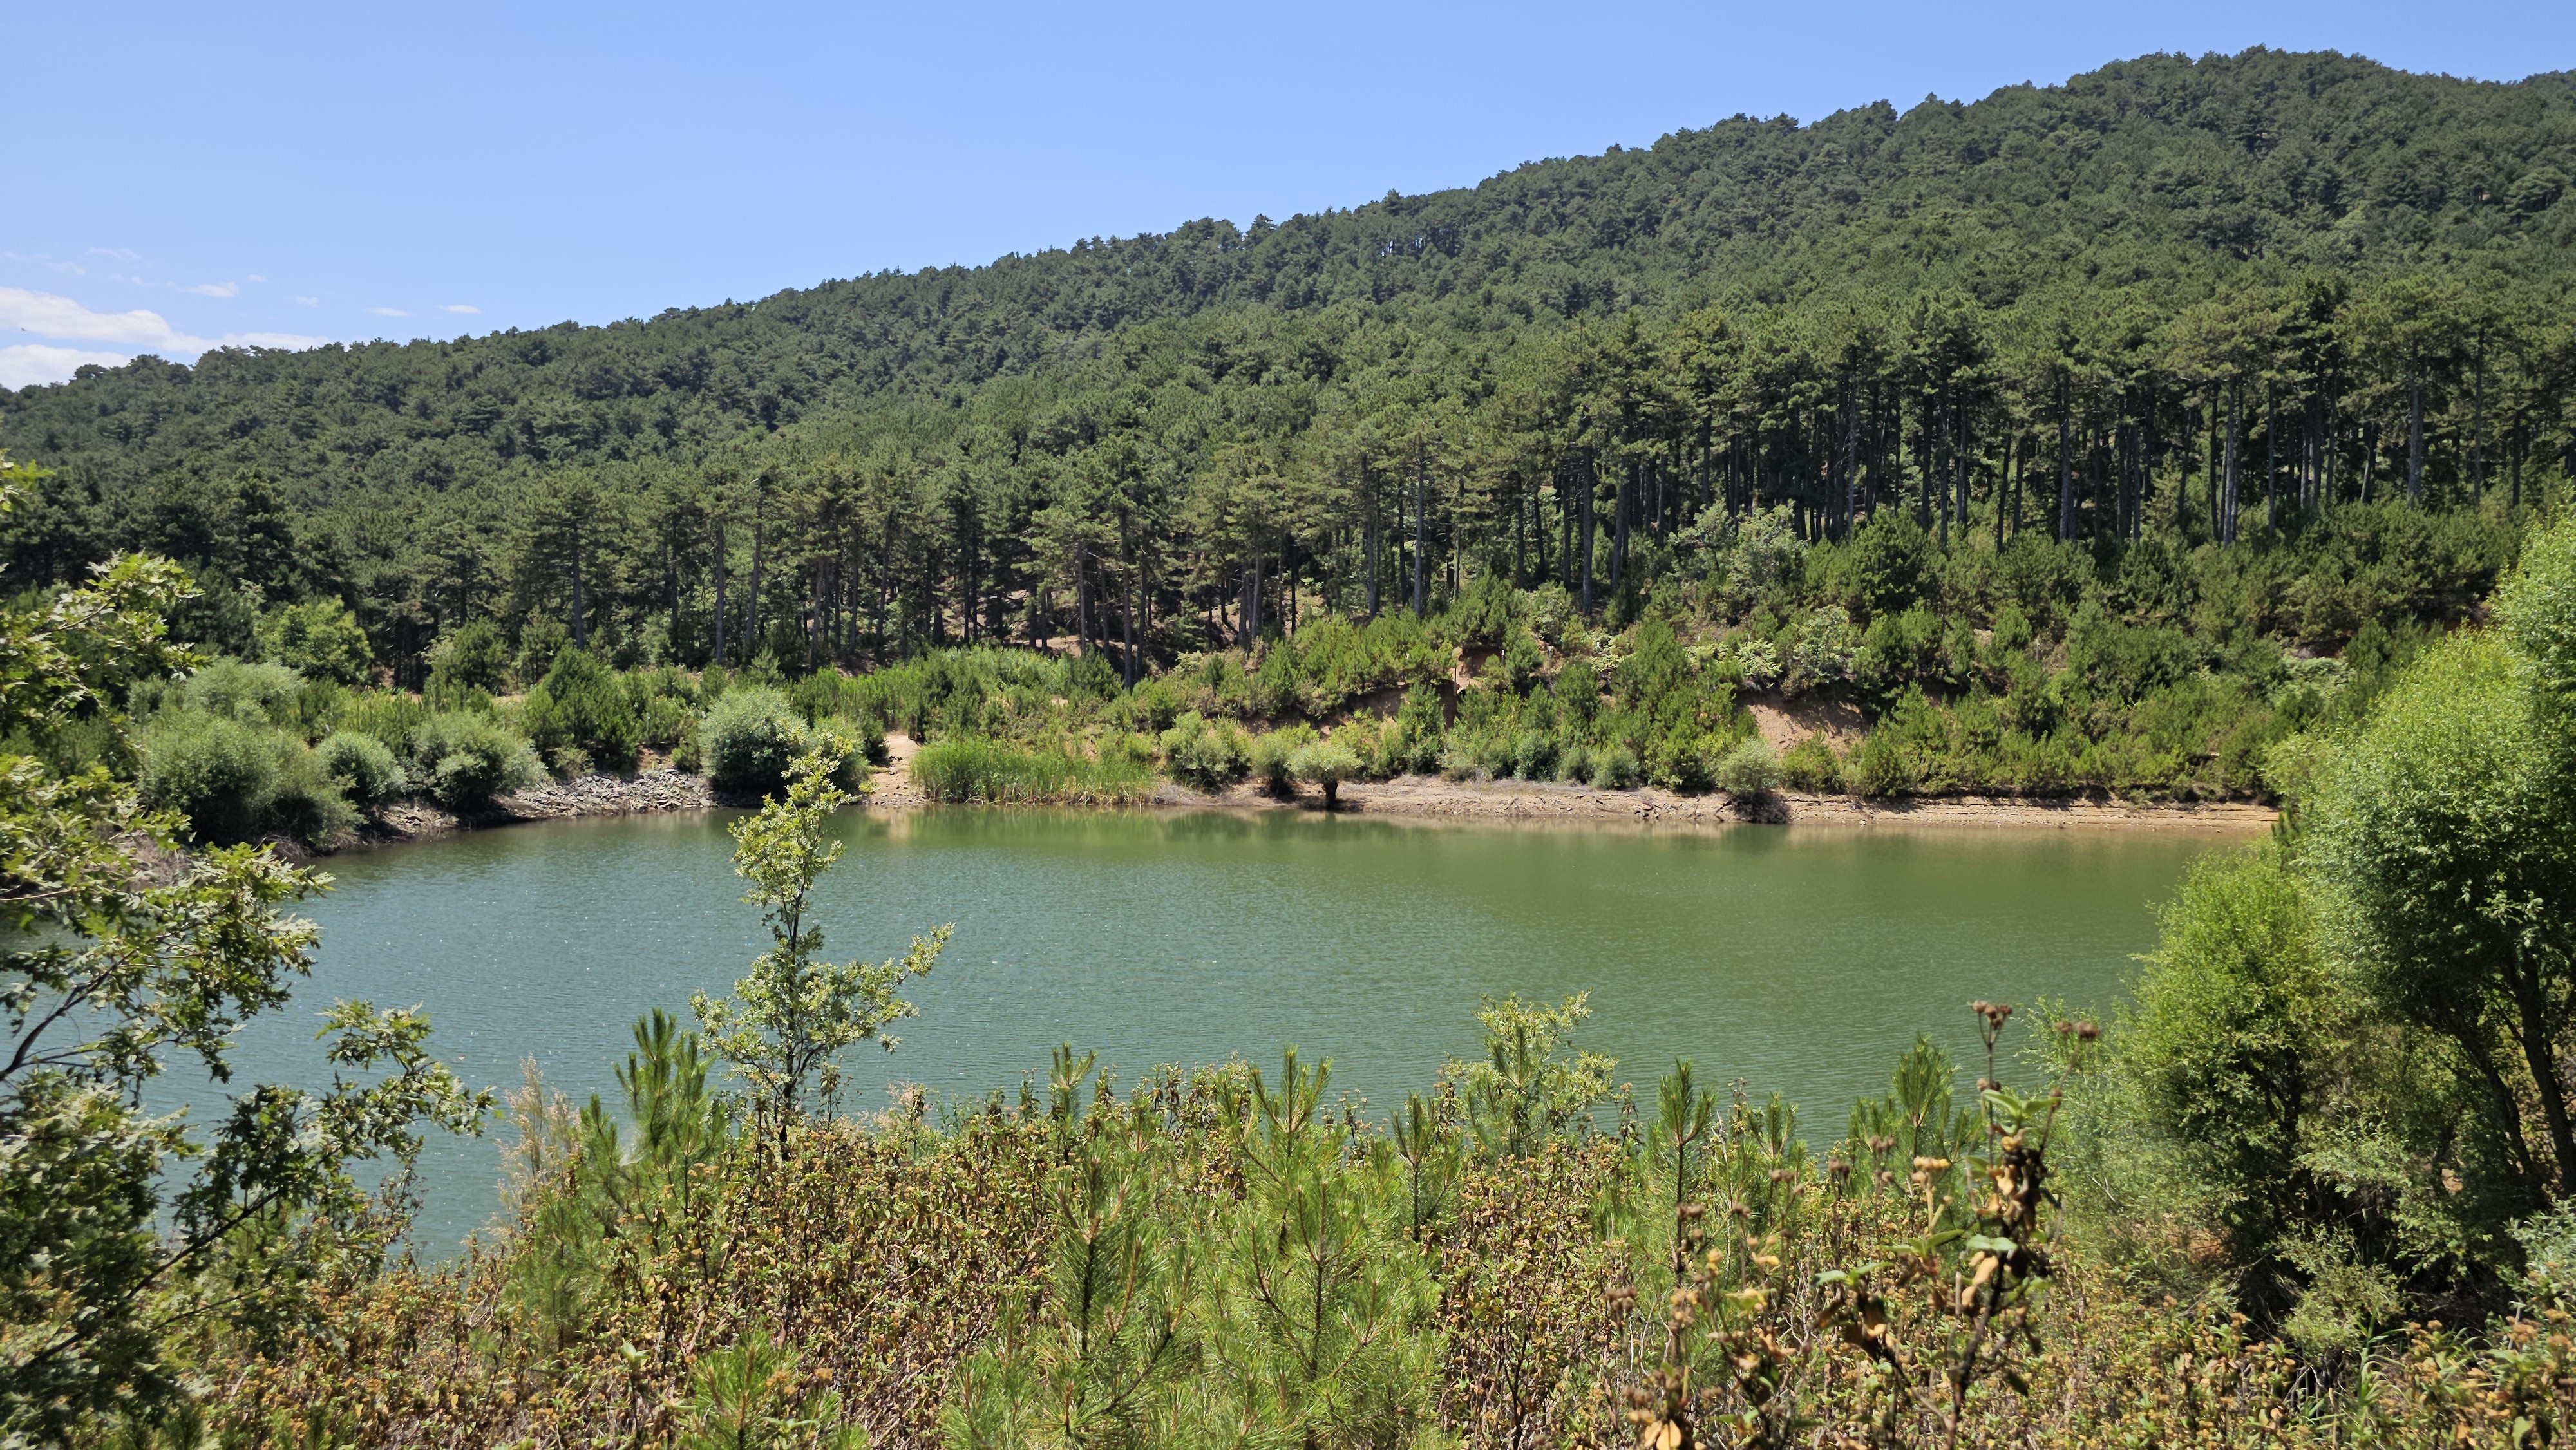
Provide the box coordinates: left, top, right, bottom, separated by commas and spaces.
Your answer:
354, 737, 2272, 849
869, 735, 2273, 832
1146, 777, 2275, 831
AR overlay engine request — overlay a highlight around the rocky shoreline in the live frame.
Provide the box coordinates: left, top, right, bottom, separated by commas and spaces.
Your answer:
361, 767, 717, 846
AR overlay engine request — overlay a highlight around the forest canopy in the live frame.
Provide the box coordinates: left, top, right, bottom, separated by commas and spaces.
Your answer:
4, 47, 2573, 688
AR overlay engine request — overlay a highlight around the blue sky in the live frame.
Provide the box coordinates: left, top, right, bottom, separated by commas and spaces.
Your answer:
5, 0, 2570, 389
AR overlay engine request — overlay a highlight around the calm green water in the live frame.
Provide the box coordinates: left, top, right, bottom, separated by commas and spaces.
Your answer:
211, 808, 2234, 1250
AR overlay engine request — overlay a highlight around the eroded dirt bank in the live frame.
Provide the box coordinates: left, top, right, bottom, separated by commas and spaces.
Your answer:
1151, 777, 2274, 831
355, 736, 2273, 849
866, 734, 2274, 831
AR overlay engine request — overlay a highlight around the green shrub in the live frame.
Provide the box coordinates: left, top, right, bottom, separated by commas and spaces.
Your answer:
427, 620, 510, 708
265, 747, 361, 844
1779, 735, 1845, 793
1247, 725, 1314, 794
317, 730, 405, 809
1552, 659, 1600, 727
1120, 676, 1183, 733
157, 658, 306, 728
1852, 730, 1918, 798
1650, 735, 1716, 793
638, 693, 697, 754
811, 717, 879, 791
410, 710, 542, 811
1712, 736, 1784, 795
139, 710, 284, 842
1587, 744, 1641, 790
836, 712, 887, 767
257, 599, 374, 686
699, 686, 806, 796
520, 648, 642, 772
1159, 712, 1248, 791
1556, 742, 1594, 786
514, 620, 569, 690
1287, 737, 1362, 807
333, 689, 431, 758
909, 738, 1156, 804
139, 710, 356, 845
1511, 728, 1558, 781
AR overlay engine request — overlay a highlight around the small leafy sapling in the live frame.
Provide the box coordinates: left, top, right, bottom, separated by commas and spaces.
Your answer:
694, 730, 952, 1138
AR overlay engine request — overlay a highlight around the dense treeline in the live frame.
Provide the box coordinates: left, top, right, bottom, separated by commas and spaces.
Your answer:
5, 48, 2575, 697
92, 493, 2518, 854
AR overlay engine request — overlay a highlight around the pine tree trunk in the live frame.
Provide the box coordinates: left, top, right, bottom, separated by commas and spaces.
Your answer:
712, 523, 728, 667
2407, 376, 2424, 504
2056, 377, 2074, 542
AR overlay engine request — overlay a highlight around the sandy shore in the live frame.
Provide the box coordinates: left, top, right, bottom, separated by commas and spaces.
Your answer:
867, 733, 2275, 832
1150, 777, 2273, 831
352, 736, 2273, 848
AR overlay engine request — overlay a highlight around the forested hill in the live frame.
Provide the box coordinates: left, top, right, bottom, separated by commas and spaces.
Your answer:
4, 46, 2575, 679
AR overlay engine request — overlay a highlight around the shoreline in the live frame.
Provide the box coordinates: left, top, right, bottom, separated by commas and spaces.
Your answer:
344, 739, 2274, 849
346, 769, 2268, 850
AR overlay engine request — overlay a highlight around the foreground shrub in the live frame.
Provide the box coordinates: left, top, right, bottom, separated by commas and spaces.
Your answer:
909, 737, 1157, 804
410, 710, 542, 811
184, 995, 2576, 1450
701, 685, 806, 796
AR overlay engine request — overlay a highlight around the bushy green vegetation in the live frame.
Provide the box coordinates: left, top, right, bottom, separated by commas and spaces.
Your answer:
909, 736, 1157, 805
19, 507, 2576, 1446
0, 449, 484, 1444
2056, 512, 2576, 1359
80, 487, 2535, 848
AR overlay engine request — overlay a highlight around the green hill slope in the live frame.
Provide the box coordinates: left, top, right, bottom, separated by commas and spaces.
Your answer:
3, 46, 2571, 680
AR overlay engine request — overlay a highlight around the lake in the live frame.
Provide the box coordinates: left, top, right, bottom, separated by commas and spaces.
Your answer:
210, 807, 2239, 1249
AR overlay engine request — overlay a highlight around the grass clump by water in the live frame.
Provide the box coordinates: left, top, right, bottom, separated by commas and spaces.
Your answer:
909, 737, 1157, 804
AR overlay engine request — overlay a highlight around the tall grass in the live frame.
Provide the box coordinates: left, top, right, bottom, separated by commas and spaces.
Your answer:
909, 737, 1156, 804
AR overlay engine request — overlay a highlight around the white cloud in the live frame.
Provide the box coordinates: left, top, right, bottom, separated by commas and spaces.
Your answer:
246, 274, 267, 283
0, 288, 328, 363
88, 247, 141, 262
3, 252, 86, 276
0, 344, 132, 390
439, 303, 480, 315
185, 281, 239, 297
368, 306, 406, 317
0, 287, 199, 348
294, 296, 319, 306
